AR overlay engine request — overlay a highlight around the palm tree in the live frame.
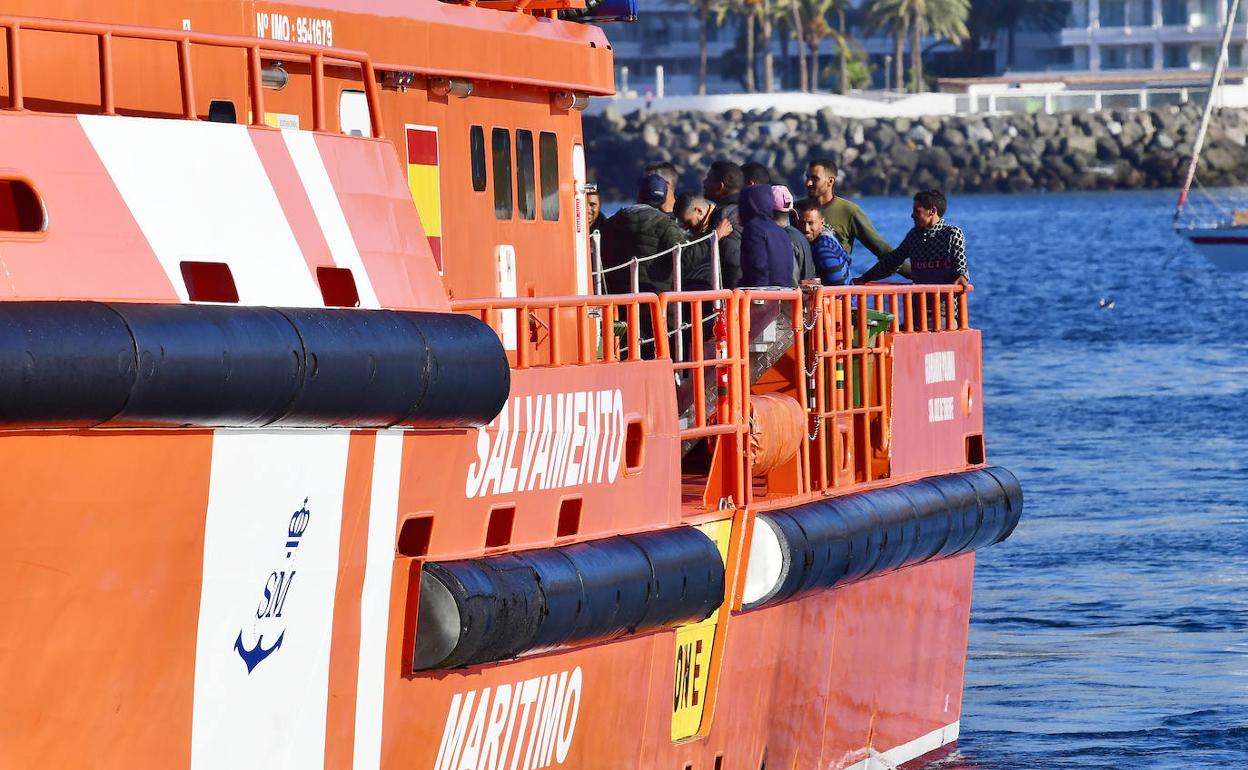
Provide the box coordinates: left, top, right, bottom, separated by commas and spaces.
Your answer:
863, 0, 968, 92
791, 0, 810, 91
837, 7, 849, 94
774, 0, 810, 91
800, 0, 836, 90
679, 0, 742, 95
864, 0, 907, 92
689, 0, 714, 95
760, 0, 776, 92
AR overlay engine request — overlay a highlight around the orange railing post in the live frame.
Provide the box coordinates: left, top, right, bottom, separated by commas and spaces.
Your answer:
310, 52, 326, 132
7, 23, 23, 111
176, 37, 195, 120
98, 32, 114, 115
247, 45, 265, 127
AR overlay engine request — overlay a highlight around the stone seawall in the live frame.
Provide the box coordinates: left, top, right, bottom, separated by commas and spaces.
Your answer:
584, 102, 1248, 201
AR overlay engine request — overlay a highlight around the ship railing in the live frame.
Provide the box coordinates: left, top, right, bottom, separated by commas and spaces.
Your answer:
0, 15, 384, 137
801, 284, 971, 498
451, 293, 664, 368
590, 229, 722, 361
452, 282, 971, 509
662, 283, 971, 507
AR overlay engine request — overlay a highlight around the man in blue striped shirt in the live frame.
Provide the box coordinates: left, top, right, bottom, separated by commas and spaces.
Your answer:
796, 199, 852, 285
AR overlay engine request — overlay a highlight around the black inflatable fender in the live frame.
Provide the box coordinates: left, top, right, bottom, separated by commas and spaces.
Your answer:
0, 301, 509, 429
744, 467, 1024, 611
413, 525, 725, 671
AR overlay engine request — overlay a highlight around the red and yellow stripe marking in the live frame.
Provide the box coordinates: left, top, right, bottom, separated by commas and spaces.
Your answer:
406, 126, 443, 272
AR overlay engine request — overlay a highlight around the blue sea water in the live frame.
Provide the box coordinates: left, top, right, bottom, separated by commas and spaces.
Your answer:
850, 189, 1248, 769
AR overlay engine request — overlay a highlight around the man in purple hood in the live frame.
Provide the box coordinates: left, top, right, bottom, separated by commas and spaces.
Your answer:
738, 184, 797, 288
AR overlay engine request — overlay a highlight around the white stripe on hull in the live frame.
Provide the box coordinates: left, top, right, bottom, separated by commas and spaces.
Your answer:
190, 430, 352, 770
352, 431, 404, 770
842, 721, 960, 770
281, 130, 383, 308
79, 115, 323, 306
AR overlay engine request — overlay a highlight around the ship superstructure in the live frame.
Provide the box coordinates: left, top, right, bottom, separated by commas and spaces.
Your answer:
0, 4, 1021, 769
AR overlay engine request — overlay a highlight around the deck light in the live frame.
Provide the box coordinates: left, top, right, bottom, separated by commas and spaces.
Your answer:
383, 70, 416, 92
428, 77, 473, 98
551, 90, 589, 111
261, 62, 289, 90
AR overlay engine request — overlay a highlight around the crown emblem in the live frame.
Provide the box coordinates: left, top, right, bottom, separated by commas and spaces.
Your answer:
288, 499, 311, 539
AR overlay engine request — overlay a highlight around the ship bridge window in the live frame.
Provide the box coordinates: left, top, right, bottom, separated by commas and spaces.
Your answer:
470, 125, 487, 192
492, 127, 513, 219
339, 90, 372, 137
539, 132, 560, 221
0, 179, 46, 233
516, 129, 537, 221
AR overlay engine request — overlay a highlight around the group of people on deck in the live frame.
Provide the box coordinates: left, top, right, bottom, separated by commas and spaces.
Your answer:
587, 157, 970, 294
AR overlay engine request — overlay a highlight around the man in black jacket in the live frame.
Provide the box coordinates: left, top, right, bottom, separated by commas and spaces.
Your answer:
701, 160, 744, 288
600, 175, 692, 295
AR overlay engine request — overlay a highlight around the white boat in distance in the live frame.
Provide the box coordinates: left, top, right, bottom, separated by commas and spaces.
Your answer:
1173, 0, 1248, 269
1183, 223, 1248, 271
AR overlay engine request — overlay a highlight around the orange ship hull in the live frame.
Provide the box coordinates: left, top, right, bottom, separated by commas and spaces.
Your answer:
0, 426, 982, 768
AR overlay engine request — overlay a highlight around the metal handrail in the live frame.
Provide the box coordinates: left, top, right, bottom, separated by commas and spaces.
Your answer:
591, 229, 723, 283
453, 283, 972, 507
0, 15, 384, 137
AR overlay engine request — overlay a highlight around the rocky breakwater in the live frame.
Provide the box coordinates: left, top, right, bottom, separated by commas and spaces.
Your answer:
585, 102, 1248, 200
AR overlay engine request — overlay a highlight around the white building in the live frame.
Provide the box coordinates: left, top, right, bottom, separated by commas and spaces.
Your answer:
1060, 0, 1246, 70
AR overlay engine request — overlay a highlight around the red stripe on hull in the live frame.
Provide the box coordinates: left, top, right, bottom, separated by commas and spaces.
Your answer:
249, 129, 337, 279
428, 236, 443, 272
1189, 235, 1248, 245
0, 116, 178, 301
312, 133, 449, 311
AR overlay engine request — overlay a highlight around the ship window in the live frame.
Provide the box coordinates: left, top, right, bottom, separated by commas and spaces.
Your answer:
515, 129, 536, 221
492, 127, 513, 219
966, 434, 985, 465
316, 266, 361, 307
625, 419, 644, 473
180, 261, 239, 303
208, 99, 237, 124
0, 179, 45, 233
397, 514, 433, 557
470, 125, 487, 192
485, 505, 516, 548
539, 132, 560, 221
339, 90, 372, 137
556, 497, 581, 538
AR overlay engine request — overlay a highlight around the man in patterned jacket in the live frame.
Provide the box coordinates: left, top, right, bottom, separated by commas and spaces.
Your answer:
855, 190, 969, 287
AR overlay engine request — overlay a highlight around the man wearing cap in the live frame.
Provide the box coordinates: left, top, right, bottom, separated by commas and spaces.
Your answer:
772, 185, 816, 284
599, 174, 692, 295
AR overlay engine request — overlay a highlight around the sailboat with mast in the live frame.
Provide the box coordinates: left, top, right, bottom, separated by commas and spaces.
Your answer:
1174, 0, 1248, 270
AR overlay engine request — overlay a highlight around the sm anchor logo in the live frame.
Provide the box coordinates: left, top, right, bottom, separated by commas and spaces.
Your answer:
234, 499, 311, 673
